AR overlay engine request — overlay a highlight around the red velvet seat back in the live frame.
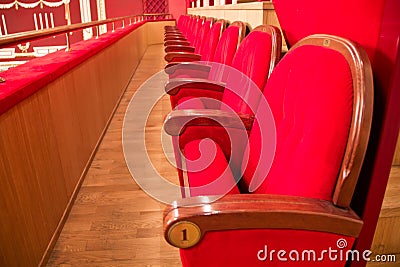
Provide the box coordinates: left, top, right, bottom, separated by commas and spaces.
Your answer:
182, 16, 194, 36
274, 0, 400, 258
188, 17, 204, 45
200, 20, 225, 62
211, 22, 244, 66
242, 39, 358, 202
207, 21, 245, 82
221, 26, 281, 115
194, 20, 211, 54
177, 15, 187, 30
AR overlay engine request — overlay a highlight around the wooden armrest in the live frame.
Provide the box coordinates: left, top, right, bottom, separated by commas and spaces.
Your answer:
165, 45, 195, 53
165, 62, 211, 76
165, 78, 226, 95
163, 194, 363, 248
164, 36, 187, 42
163, 109, 254, 136
164, 29, 180, 33
165, 32, 183, 37
164, 40, 191, 47
164, 52, 201, 63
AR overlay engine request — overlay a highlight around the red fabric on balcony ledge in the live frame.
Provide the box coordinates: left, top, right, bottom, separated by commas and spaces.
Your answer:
0, 19, 173, 115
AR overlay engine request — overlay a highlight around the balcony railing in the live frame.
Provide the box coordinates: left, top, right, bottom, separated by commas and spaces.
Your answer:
0, 13, 171, 76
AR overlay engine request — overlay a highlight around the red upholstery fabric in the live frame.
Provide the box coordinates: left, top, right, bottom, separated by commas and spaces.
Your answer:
188, 18, 204, 46
222, 30, 273, 115
184, 139, 240, 196
166, 21, 220, 66
273, 0, 400, 262
177, 29, 276, 171
211, 25, 240, 69
273, 0, 384, 61
169, 24, 242, 108
178, 42, 357, 267
200, 21, 224, 62
173, 28, 278, 191
181, 229, 355, 267
242, 45, 353, 201
183, 16, 196, 37
194, 20, 211, 54
173, 29, 273, 111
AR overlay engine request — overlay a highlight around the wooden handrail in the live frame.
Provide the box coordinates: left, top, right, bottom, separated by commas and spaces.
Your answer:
0, 13, 171, 49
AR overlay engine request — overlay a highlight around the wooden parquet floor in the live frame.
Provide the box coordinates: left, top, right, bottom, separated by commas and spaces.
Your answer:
46, 44, 181, 266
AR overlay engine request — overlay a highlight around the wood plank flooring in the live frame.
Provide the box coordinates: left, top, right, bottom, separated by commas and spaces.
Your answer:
46, 44, 181, 266
47, 44, 399, 266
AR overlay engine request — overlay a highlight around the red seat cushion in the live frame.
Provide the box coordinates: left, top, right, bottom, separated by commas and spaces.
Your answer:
184, 139, 240, 196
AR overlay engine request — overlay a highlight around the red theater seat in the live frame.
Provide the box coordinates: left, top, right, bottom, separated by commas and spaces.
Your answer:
165, 21, 246, 107
164, 18, 216, 62
164, 15, 188, 33
163, 34, 374, 267
272, 0, 400, 261
165, 25, 282, 192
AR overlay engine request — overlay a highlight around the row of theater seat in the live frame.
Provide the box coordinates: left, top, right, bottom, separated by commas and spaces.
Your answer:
163, 16, 282, 192
162, 15, 374, 267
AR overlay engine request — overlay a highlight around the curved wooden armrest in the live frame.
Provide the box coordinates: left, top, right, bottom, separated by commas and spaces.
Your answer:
164, 52, 201, 63
165, 78, 226, 95
165, 62, 211, 76
163, 109, 254, 136
163, 194, 363, 248
165, 45, 195, 53
164, 40, 191, 46
164, 29, 180, 33
164, 35, 187, 42
165, 32, 183, 36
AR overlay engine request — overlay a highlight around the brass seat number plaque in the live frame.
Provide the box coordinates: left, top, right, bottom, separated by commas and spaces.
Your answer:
167, 221, 201, 248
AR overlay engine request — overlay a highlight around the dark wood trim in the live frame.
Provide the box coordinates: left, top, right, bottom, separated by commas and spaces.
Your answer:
164, 35, 187, 41
165, 78, 226, 95
163, 109, 254, 136
164, 62, 211, 75
164, 52, 201, 62
165, 45, 195, 53
164, 40, 191, 46
163, 194, 363, 248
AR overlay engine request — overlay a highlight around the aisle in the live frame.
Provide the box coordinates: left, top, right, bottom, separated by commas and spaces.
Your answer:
47, 44, 181, 266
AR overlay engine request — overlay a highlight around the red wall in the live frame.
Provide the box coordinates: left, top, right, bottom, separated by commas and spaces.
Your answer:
168, 0, 187, 19
1, 2, 78, 51
105, 0, 143, 18
0, 0, 183, 52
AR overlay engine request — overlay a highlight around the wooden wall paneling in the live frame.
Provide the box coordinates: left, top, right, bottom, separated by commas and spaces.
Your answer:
136, 26, 149, 57
18, 91, 69, 264
0, 123, 39, 266
46, 75, 88, 196
17, 90, 68, 230
0, 103, 64, 266
146, 21, 176, 45
0, 21, 173, 266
